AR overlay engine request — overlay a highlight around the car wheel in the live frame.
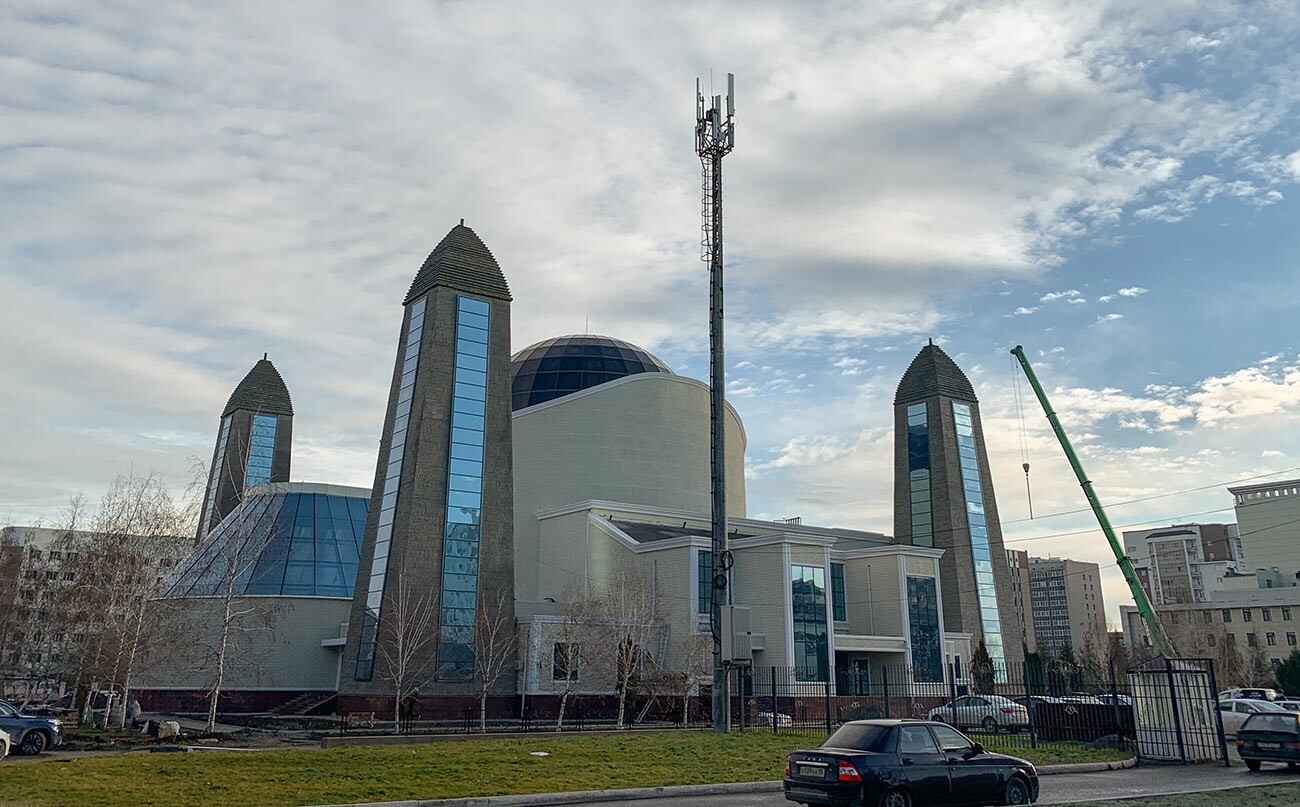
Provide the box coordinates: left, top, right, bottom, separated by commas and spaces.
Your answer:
19, 730, 48, 756
1244, 759, 1261, 772
879, 788, 912, 807
1005, 776, 1031, 805
982, 716, 999, 734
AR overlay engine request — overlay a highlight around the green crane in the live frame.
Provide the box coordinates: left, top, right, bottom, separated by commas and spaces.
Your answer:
1010, 345, 1176, 658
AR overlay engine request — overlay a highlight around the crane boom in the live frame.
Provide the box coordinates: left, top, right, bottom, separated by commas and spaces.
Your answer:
1010, 345, 1175, 658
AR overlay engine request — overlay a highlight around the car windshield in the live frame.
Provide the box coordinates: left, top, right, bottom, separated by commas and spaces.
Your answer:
1243, 713, 1300, 733
1250, 701, 1289, 712
0, 701, 17, 717
823, 724, 892, 752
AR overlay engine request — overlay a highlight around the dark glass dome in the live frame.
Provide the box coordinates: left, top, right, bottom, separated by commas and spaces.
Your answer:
510, 335, 674, 411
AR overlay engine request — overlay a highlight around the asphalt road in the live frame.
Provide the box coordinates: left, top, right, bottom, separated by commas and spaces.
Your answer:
577, 763, 1300, 807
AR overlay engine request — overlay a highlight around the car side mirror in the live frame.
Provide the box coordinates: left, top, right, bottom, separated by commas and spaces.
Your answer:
969, 742, 984, 756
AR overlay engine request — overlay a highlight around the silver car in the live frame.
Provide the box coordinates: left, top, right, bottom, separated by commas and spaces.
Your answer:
0, 728, 10, 760
1219, 698, 1290, 737
929, 694, 1029, 733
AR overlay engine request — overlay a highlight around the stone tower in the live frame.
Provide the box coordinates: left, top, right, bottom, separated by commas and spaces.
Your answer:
198, 357, 293, 537
894, 342, 1024, 674
342, 222, 516, 711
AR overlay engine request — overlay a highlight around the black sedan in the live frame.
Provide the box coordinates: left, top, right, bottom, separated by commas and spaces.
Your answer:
1237, 711, 1300, 772
784, 719, 1038, 807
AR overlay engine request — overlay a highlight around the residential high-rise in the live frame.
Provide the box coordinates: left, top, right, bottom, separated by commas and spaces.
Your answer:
893, 341, 1024, 672
1005, 549, 1037, 654
1123, 523, 1241, 605
1027, 556, 1107, 655
1229, 479, 1300, 587
341, 222, 516, 712
198, 357, 293, 536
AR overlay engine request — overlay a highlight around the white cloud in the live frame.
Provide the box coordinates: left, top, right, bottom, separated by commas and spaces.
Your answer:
1040, 289, 1081, 302
1096, 312, 1125, 322
1013, 306, 1040, 316
1098, 294, 1117, 303
832, 356, 869, 376
1118, 287, 1149, 297
1067, 297, 1088, 305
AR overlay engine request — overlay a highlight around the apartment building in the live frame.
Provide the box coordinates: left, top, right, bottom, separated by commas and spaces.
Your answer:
1123, 523, 1241, 605
1027, 556, 1107, 655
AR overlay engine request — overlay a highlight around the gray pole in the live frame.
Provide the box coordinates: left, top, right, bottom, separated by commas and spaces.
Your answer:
709, 143, 729, 733
696, 76, 735, 733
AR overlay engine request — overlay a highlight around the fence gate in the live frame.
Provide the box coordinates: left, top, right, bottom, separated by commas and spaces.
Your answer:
1127, 657, 1228, 764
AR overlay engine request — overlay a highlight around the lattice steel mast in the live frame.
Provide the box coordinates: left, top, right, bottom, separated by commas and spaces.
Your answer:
697, 74, 735, 733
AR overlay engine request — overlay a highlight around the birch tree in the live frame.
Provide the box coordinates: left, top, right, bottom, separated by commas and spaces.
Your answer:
375, 567, 438, 731
602, 561, 662, 729
552, 593, 598, 731
473, 588, 514, 732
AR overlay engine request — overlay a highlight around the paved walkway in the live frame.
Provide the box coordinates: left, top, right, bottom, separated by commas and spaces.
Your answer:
574, 763, 1300, 807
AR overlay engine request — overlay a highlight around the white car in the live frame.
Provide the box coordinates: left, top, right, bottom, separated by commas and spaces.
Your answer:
0, 728, 10, 759
1219, 698, 1291, 737
1278, 700, 1300, 713
928, 694, 1029, 733
1220, 688, 1281, 702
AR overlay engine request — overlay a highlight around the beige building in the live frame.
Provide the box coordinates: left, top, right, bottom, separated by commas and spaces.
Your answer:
1121, 587, 1300, 669
1004, 550, 1036, 654
1027, 556, 1107, 655
1229, 479, 1300, 587
1124, 523, 1241, 605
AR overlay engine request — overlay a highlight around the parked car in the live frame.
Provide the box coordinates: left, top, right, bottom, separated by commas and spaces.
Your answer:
1278, 700, 1300, 713
1093, 693, 1133, 707
784, 719, 1038, 807
1219, 698, 1291, 737
1059, 694, 1107, 705
928, 695, 1029, 733
1236, 711, 1300, 772
758, 711, 793, 727
1220, 688, 1282, 702
0, 728, 10, 760
0, 699, 63, 755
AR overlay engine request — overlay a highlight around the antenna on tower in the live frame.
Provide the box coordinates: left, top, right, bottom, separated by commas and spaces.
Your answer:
696, 72, 736, 735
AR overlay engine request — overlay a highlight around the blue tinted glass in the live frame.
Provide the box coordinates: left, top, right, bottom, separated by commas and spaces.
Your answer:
459, 297, 489, 316
450, 442, 482, 461
452, 427, 484, 447
454, 381, 485, 401
457, 338, 488, 359
459, 310, 489, 330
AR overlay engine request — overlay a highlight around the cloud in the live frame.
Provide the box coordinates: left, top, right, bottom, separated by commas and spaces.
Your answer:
1098, 294, 1117, 303
832, 357, 869, 376
1067, 297, 1088, 305
1096, 312, 1125, 322
1013, 306, 1040, 316
1117, 287, 1149, 297
1040, 289, 1081, 302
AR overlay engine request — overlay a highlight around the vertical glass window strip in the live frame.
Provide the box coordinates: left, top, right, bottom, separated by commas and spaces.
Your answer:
907, 575, 943, 682
952, 402, 1006, 671
355, 296, 427, 681
697, 549, 713, 616
244, 414, 278, 486
906, 403, 933, 547
831, 562, 847, 621
437, 296, 490, 680
791, 564, 829, 681
201, 416, 232, 534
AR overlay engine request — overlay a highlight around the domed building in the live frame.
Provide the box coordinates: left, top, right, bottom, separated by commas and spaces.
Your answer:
509, 334, 674, 410
136, 482, 369, 712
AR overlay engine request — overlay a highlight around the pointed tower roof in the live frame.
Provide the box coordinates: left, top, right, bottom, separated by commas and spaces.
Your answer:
894, 341, 977, 404
222, 357, 294, 417
405, 221, 512, 304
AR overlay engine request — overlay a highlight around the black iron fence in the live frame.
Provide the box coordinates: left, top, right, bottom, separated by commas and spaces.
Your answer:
726, 660, 1138, 753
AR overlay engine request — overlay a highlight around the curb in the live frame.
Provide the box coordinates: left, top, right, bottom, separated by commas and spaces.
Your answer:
1038, 757, 1136, 776
308, 758, 1138, 807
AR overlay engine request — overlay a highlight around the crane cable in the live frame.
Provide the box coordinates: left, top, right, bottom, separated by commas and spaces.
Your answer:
1011, 353, 1033, 518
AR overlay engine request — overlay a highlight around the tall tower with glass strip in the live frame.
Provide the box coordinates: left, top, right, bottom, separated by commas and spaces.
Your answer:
342, 222, 516, 708
198, 356, 294, 537
893, 342, 1025, 674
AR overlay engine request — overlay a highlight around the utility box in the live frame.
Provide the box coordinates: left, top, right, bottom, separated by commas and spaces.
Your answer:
721, 605, 752, 664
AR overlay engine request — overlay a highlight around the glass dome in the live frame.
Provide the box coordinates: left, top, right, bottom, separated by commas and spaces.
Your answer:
510, 335, 674, 411
160, 483, 369, 599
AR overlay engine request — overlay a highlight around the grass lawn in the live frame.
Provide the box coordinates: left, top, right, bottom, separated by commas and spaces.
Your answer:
0, 731, 1129, 807
1056, 783, 1300, 807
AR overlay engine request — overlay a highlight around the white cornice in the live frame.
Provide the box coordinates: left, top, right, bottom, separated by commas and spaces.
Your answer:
832, 545, 945, 561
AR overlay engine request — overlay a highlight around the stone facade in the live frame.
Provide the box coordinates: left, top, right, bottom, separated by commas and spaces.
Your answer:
893, 343, 1025, 673
340, 224, 516, 715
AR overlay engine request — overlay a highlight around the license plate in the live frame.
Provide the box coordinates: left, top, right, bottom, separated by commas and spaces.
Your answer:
1259, 742, 1281, 749
798, 764, 827, 779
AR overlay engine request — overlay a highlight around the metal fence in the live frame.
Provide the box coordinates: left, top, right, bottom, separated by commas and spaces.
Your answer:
725, 660, 1138, 753
1127, 657, 1227, 764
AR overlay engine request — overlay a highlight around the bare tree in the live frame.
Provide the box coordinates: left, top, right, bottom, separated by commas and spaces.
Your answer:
600, 560, 663, 729
552, 591, 599, 731
473, 589, 514, 732
375, 567, 438, 731
674, 633, 712, 725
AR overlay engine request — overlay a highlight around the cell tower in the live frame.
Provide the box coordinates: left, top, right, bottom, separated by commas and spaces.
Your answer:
696, 73, 735, 733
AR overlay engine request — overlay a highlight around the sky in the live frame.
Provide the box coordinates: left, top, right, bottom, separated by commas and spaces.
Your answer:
3, 1, 1300, 625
